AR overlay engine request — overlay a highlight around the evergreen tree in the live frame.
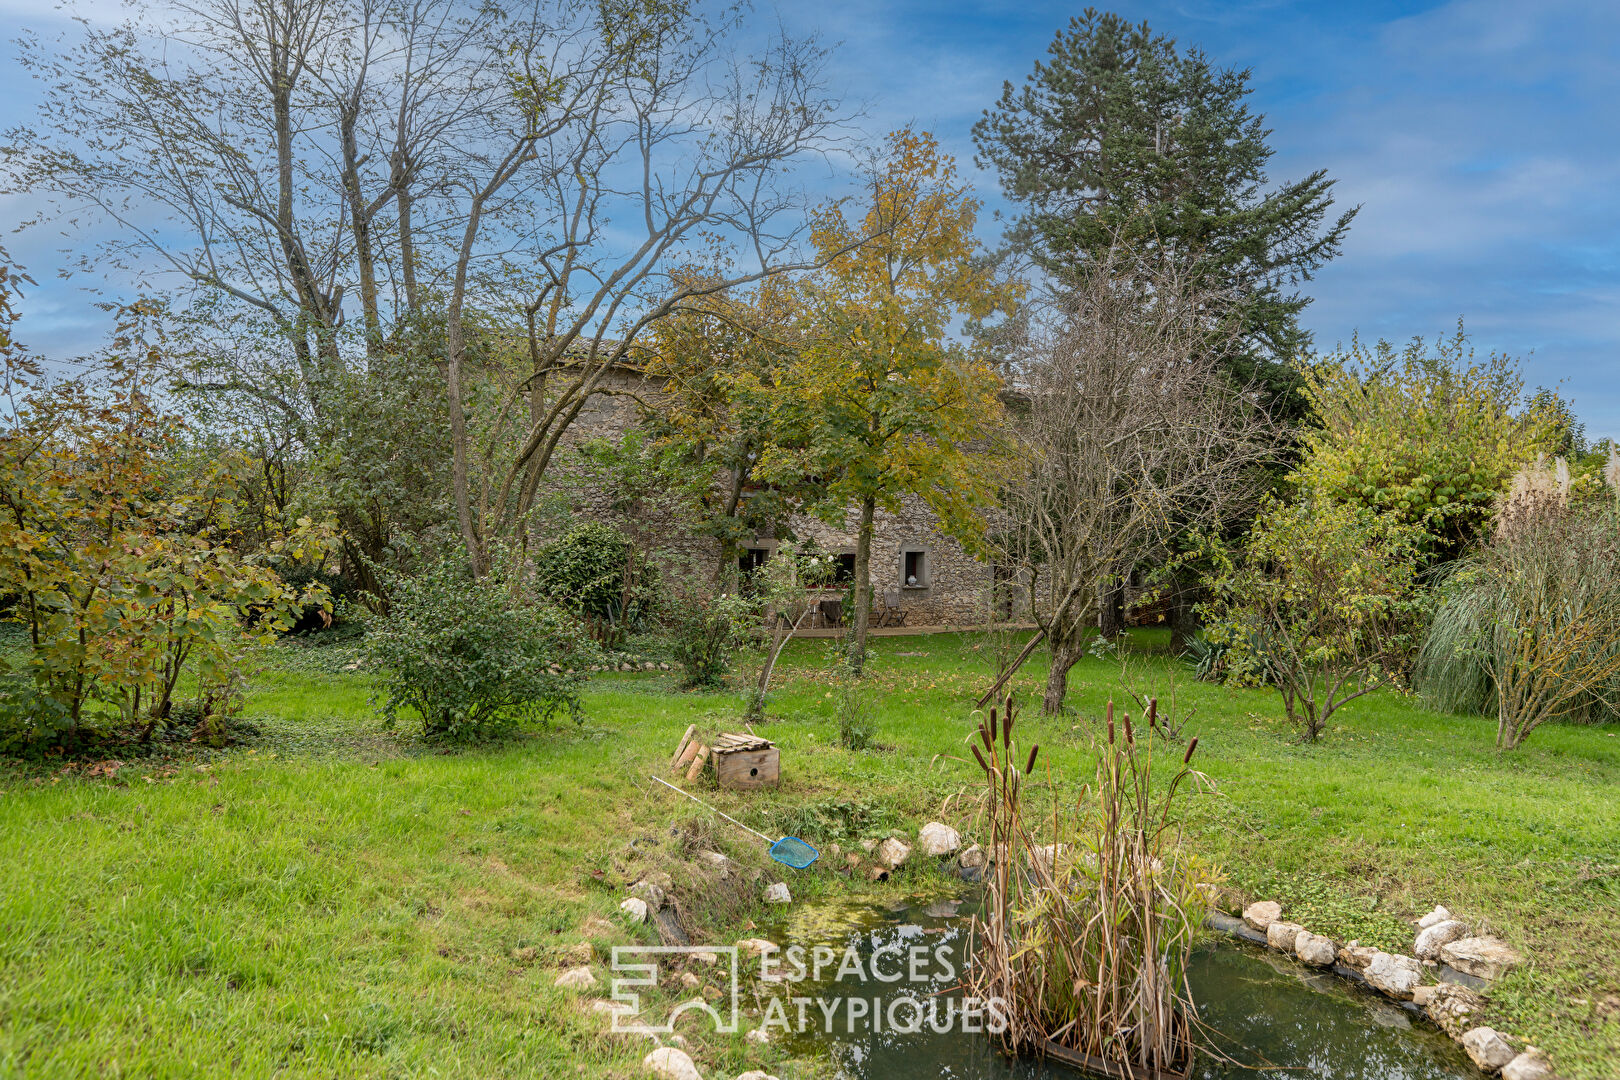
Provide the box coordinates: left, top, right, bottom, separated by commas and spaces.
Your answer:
974, 9, 1357, 401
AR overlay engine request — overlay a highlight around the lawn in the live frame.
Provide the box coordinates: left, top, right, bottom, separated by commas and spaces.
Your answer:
1, 630, 1617, 1079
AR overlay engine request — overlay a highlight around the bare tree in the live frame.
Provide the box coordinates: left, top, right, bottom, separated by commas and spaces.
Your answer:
457, 13, 862, 577
6, 0, 862, 576
998, 244, 1279, 715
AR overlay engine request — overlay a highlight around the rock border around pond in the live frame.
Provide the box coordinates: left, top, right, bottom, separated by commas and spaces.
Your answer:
1212, 898, 1542, 1078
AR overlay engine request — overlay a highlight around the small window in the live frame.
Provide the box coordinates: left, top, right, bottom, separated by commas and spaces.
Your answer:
903, 549, 927, 588
832, 553, 857, 584
739, 547, 770, 575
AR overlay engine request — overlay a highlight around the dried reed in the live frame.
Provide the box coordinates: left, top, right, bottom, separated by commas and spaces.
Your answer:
967, 694, 1214, 1077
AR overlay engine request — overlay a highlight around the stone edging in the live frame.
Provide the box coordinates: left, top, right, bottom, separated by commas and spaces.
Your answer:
1208, 900, 1554, 1080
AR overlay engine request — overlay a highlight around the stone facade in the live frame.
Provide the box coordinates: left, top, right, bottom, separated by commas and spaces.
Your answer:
752, 496, 1003, 626
544, 364, 1014, 628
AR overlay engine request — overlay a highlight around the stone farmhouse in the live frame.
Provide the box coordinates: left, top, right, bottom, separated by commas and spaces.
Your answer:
551, 361, 1020, 630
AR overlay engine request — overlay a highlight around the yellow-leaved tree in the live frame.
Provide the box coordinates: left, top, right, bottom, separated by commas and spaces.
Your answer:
645, 268, 822, 586
1293, 325, 1565, 560
758, 130, 1019, 673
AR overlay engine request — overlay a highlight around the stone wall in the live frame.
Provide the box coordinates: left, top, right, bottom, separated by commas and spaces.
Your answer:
541, 364, 1016, 627
537, 366, 721, 579
767, 497, 1001, 626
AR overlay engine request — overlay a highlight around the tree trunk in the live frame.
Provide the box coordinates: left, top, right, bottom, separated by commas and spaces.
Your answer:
714, 463, 747, 588
1098, 567, 1128, 639
446, 292, 483, 575
397, 185, 419, 311
339, 102, 381, 354
1168, 574, 1201, 656
1043, 629, 1082, 715
848, 495, 876, 675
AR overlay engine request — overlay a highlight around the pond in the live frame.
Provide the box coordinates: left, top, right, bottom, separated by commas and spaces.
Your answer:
758, 894, 1483, 1080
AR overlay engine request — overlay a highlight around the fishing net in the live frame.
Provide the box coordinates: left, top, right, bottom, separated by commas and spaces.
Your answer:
769, 836, 819, 869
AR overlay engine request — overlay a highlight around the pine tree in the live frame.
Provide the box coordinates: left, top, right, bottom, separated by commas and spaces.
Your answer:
974, 9, 1356, 399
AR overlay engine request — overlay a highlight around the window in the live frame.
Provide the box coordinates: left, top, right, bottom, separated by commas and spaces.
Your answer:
832, 553, 857, 584
739, 547, 770, 575
903, 549, 928, 588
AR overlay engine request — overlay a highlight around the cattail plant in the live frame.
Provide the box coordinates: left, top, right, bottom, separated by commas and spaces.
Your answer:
967, 694, 1214, 1077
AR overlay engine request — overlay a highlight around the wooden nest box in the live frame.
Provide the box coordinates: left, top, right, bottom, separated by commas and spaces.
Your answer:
669, 727, 779, 789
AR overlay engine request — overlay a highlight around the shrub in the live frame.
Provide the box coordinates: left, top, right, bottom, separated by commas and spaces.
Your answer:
1292, 326, 1563, 560
362, 554, 597, 739
532, 521, 658, 645
1412, 571, 1497, 717
1417, 501, 1620, 747
667, 591, 754, 691
833, 661, 874, 750
277, 564, 362, 635
1199, 496, 1426, 741
0, 303, 325, 755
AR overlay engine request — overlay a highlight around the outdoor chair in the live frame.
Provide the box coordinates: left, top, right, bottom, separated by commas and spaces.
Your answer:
876, 590, 907, 628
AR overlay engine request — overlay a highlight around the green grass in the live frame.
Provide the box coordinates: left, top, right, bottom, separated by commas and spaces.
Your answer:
2, 630, 1618, 1078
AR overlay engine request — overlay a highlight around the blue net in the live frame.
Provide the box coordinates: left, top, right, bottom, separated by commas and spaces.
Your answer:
769, 836, 818, 869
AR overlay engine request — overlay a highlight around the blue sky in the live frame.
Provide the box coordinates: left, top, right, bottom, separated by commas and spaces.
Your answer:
4, 0, 1618, 434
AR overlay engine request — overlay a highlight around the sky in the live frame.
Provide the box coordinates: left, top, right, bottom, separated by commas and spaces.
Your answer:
3, 0, 1618, 434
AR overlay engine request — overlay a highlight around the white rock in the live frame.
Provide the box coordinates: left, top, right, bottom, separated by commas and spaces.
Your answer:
680, 972, 700, 989
554, 966, 596, 990
1295, 931, 1337, 967
1441, 937, 1523, 982
1266, 921, 1304, 952
1364, 952, 1424, 1000
1461, 1027, 1517, 1072
1502, 1051, 1554, 1080
735, 938, 777, 958
1417, 905, 1453, 930
764, 882, 791, 904
957, 844, 986, 869
590, 999, 634, 1016
1414, 919, 1468, 959
1242, 900, 1282, 932
619, 897, 650, 922
745, 1026, 771, 1045
917, 822, 962, 856
859, 839, 878, 853
643, 1046, 703, 1080
875, 837, 912, 870
691, 950, 719, 965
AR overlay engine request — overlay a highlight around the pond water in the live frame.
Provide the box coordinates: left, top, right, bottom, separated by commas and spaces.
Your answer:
758, 894, 1482, 1080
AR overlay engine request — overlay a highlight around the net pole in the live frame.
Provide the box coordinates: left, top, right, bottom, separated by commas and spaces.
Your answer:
649, 776, 775, 845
